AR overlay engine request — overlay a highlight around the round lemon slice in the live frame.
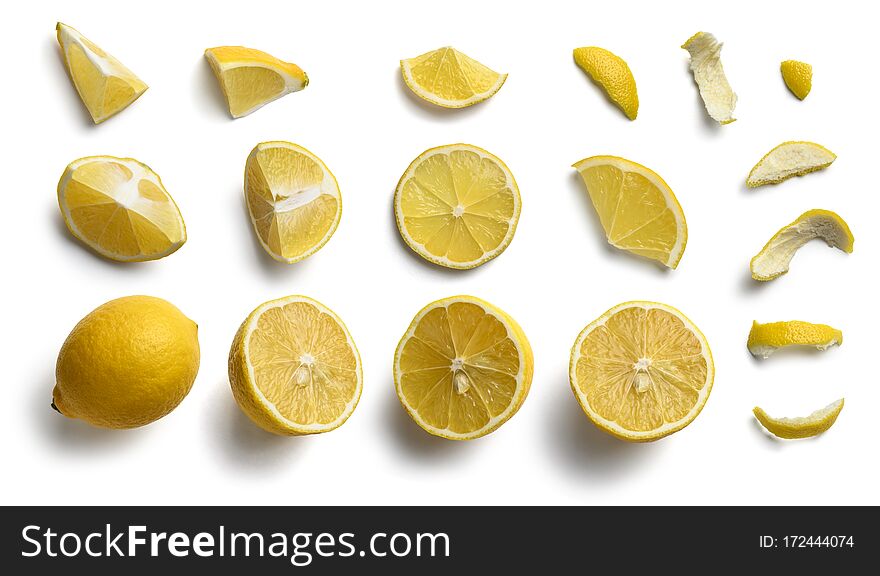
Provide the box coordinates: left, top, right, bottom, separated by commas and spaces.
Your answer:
570, 301, 714, 442
58, 156, 186, 262
244, 141, 342, 264
747, 320, 842, 359
394, 296, 533, 440
572, 47, 639, 120
573, 156, 687, 269
228, 295, 362, 435
395, 144, 521, 269
401, 46, 507, 108
753, 399, 844, 440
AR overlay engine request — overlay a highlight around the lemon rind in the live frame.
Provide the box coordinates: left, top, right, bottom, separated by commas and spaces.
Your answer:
746, 141, 836, 188
400, 50, 507, 109
747, 320, 842, 359
681, 31, 737, 125
572, 47, 639, 120
753, 399, 844, 440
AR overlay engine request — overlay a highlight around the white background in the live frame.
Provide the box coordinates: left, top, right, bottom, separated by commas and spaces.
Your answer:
4, 0, 876, 506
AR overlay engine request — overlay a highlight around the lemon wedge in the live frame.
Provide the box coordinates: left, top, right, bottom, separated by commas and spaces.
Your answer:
244, 141, 341, 264
570, 301, 714, 442
681, 32, 737, 124
572, 47, 639, 120
228, 295, 362, 435
56, 23, 147, 124
747, 320, 842, 358
394, 296, 533, 440
400, 47, 507, 108
753, 399, 844, 440
747, 141, 835, 188
205, 46, 308, 118
781, 60, 812, 100
395, 144, 520, 269
750, 209, 853, 281
58, 156, 186, 262
573, 156, 687, 268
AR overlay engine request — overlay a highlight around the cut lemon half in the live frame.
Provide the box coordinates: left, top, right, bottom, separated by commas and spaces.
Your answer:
753, 399, 843, 440
746, 141, 835, 188
747, 320, 842, 359
781, 60, 812, 100
228, 295, 362, 435
244, 141, 341, 264
56, 22, 148, 124
394, 296, 533, 440
205, 46, 308, 118
401, 46, 507, 108
682, 32, 737, 125
570, 301, 714, 442
395, 144, 520, 269
58, 156, 186, 262
750, 209, 853, 281
572, 47, 639, 120
573, 156, 687, 268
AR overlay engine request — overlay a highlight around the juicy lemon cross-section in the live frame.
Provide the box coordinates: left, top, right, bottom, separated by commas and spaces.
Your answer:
395, 144, 521, 269
401, 46, 507, 108
57, 156, 186, 262
205, 46, 308, 118
753, 399, 844, 440
573, 156, 687, 269
244, 141, 342, 264
569, 301, 714, 442
750, 209, 853, 281
228, 295, 362, 435
572, 47, 639, 120
56, 23, 148, 124
747, 320, 842, 359
394, 296, 533, 440
781, 60, 812, 100
747, 141, 836, 188
682, 32, 737, 125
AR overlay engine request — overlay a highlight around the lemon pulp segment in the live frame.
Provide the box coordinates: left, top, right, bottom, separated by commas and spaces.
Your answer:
572, 47, 639, 120
747, 320, 842, 358
747, 141, 835, 188
681, 32, 737, 124
401, 46, 507, 108
753, 399, 844, 439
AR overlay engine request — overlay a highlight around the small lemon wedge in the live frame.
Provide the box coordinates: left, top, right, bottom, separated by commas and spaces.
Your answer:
205, 46, 308, 118
401, 47, 507, 108
781, 60, 812, 100
681, 32, 737, 124
747, 320, 842, 359
750, 209, 853, 281
747, 141, 836, 188
753, 399, 844, 440
572, 47, 639, 120
56, 23, 148, 123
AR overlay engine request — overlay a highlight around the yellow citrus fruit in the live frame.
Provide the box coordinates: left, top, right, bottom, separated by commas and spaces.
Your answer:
394, 296, 533, 440
205, 46, 308, 118
750, 209, 853, 281
747, 320, 842, 359
395, 144, 521, 269
56, 22, 148, 124
746, 141, 836, 188
681, 32, 737, 124
573, 156, 687, 268
781, 60, 812, 100
53, 296, 200, 429
753, 399, 844, 440
570, 301, 714, 442
244, 141, 341, 263
229, 295, 362, 435
572, 47, 639, 120
400, 46, 507, 108
58, 156, 186, 262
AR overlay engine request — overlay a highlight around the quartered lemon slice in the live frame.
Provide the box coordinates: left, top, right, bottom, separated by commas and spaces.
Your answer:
570, 301, 714, 442
400, 46, 507, 108
747, 320, 842, 359
394, 296, 533, 440
781, 60, 812, 100
753, 399, 844, 440
682, 32, 737, 124
56, 23, 148, 123
244, 141, 341, 264
58, 156, 186, 262
573, 156, 687, 268
746, 141, 835, 188
205, 46, 308, 118
572, 47, 639, 120
228, 295, 362, 435
395, 144, 520, 269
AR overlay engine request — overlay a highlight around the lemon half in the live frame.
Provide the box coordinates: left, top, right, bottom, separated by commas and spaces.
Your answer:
401, 46, 507, 108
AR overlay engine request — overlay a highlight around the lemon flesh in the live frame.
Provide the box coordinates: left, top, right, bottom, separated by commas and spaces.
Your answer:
56, 23, 148, 124
53, 296, 200, 429
572, 47, 639, 120
681, 32, 737, 125
205, 46, 308, 118
573, 156, 687, 269
395, 144, 520, 269
747, 320, 842, 359
750, 209, 853, 281
570, 301, 714, 442
781, 60, 812, 100
229, 296, 362, 435
747, 141, 835, 188
754, 399, 844, 440
394, 296, 533, 440
401, 47, 507, 108
245, 142, 341, 263
58, 156, 186, 262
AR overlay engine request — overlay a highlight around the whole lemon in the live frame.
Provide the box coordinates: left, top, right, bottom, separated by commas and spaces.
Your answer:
53, 295, 200, 429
